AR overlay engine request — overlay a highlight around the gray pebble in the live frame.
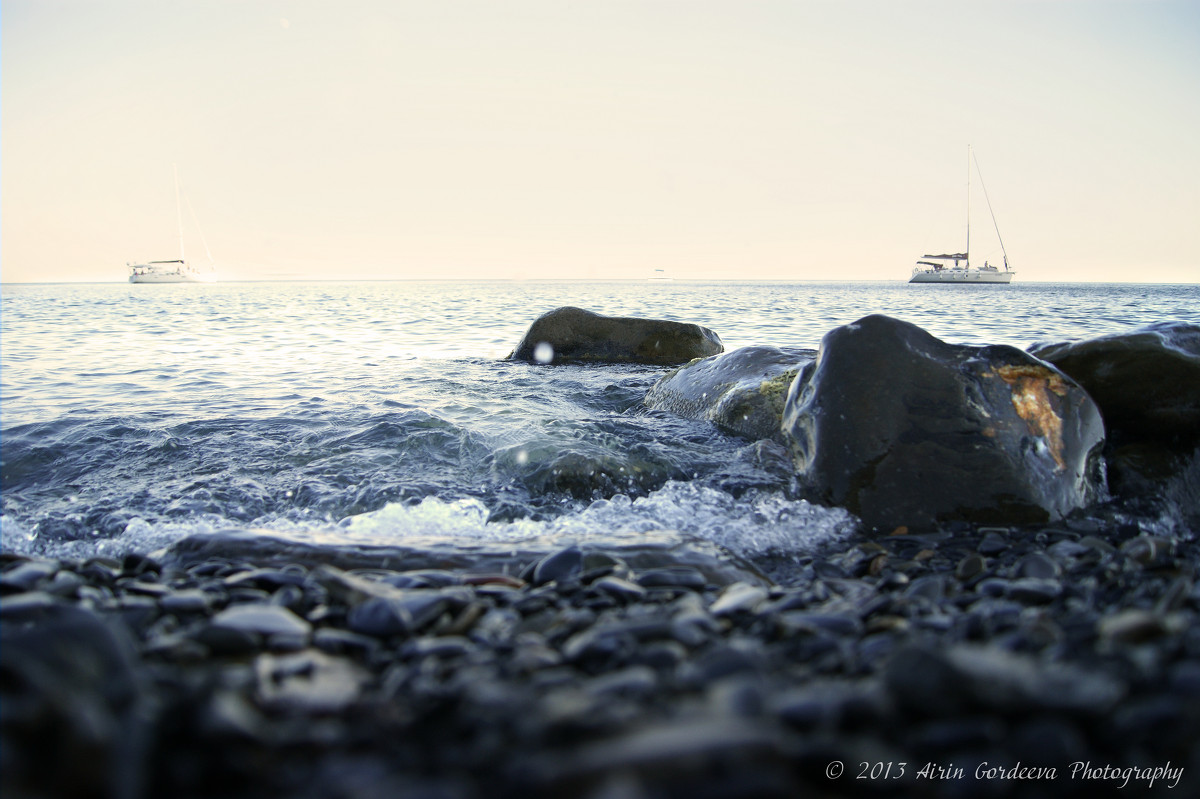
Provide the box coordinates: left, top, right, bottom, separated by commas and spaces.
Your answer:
211, 603, 312, 638
160, 589, 212, 614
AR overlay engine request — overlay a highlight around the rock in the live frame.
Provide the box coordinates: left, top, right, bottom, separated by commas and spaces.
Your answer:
0, 558, 59, 592
636, 567, 707, 590
532, 546, 584, 585
592, 576, 648, 602
160, 588, 213, 614
644, 346, 815, 442
0, 605, 148, 799
1032, 322, 1200, 499
254, 649, 368, 713
528, 717, 785, 788
709, 582, 770, 616
159, 528, 768, 588
1097, 609, 1176, 645
210, 603, 312, 638
346, 590, 466, 638
782, 314, 1106, 531
884, 644, 1126, 718
955, 553, 988, 582
1014, 551, 1061, 580
507, 306, 723, 366
1030, 321, 1200, 452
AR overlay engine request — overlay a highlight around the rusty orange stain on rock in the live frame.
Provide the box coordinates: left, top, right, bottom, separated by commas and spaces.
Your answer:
994, 364, 1068, 470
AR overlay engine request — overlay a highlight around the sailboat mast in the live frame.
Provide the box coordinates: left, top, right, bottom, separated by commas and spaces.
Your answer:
965, 145, 971, 267
173, 163, 186, 264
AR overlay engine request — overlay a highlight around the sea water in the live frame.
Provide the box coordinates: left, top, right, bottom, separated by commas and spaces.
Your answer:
3, 280, 1198, 567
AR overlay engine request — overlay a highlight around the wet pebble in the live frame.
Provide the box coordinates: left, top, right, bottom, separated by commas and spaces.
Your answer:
709, 582, 769, 617
210, 603, 312, 638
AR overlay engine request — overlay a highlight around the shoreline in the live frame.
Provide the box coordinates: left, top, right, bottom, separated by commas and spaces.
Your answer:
4, 508, 1198, 798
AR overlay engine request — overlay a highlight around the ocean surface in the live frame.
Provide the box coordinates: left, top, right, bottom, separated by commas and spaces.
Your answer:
3, 280, 1199, 569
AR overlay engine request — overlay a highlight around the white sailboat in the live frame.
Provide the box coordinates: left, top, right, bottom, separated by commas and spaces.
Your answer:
128, 165, 217, 284
910, 147, 1014, 284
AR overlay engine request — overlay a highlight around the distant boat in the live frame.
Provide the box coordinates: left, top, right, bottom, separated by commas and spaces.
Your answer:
910, 147, 1014, 284
648, 268, 673, 282
129, 165, 217, 284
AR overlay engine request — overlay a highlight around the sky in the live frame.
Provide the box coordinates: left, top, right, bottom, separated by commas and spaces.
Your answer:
2, 0, 1198, 284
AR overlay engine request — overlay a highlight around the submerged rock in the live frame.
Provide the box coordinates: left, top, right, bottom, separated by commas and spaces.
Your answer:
644, 346, 815, 442
1030, 321, 1200, 494
782, 314, 1106, 531
157, 527, 769, 587
508, 306, 723, 366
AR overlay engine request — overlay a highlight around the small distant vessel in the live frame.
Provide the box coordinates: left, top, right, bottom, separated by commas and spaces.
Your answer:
648, 268, 673, 282
911, 147, 1014, 284
129, 165, 216, 284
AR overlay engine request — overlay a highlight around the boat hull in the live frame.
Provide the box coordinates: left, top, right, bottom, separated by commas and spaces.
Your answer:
128, 262, 215, 283
129, 273, 209, 284
910, 269, 1014, 284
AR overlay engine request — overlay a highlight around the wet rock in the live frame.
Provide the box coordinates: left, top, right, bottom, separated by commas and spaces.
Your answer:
561, 625, 638, 668
782, 314, 1106, 531
345, 590, 461, 638
1015, 551, 1062, 580
507, 306, 724, 366
0, 558, 59, 592
709, 582, 770, 616
775, 611, 863, 638
313, 627, 381, 658
0, 590, 64, 618
636, 567, 707, 590
1120, 535, 1176, 568
1097, 609, 1178, 646
884, 644, 1126, 718
956, 553, 988, 582
1005, 577, 1063, 604
210, 604, 312, 639
977, 529, 1011, 555
160, 589, 213, 614
643, 345, 815, 442
532, 546, 583, 585
680, 641, 767, 684
160, 528, 768, 588
0, 605, 148, 799
592, 575, 648, 602
1031, 321, 1200, 491
527, 718, 786, 791
583, 665, 659, 699
254, 649, 368, 713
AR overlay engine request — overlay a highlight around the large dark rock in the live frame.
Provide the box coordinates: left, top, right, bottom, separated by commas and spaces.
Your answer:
781, 314, 1106, 532
1030, 322, 1200, 493
0, 605, 149, 799
644, 346, 816, 443
508, 306, 723, 366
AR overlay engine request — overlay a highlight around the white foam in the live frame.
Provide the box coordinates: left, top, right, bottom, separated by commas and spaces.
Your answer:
1, 482, 856, 563
293, 481, 856, 559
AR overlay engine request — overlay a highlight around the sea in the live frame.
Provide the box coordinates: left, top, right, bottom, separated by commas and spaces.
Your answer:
3, 280, 1199, 573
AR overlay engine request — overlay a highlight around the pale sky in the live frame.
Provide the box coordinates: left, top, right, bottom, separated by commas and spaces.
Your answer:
2, 0, 1198, 283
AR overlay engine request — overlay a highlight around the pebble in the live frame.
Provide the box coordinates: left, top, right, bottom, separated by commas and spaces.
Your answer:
5, 511, 1200, 799
1006, 577, 1063, 604
955, 553, 987, 582
210, 603, 312, 638
1015, 551, 1062, 579
532, 546, 583, 585
1097, 608, 1172, 645
637, 567, 707, 590
0, 559, 59, 591
161, 589, 212, 614
709, 582, 769, 616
